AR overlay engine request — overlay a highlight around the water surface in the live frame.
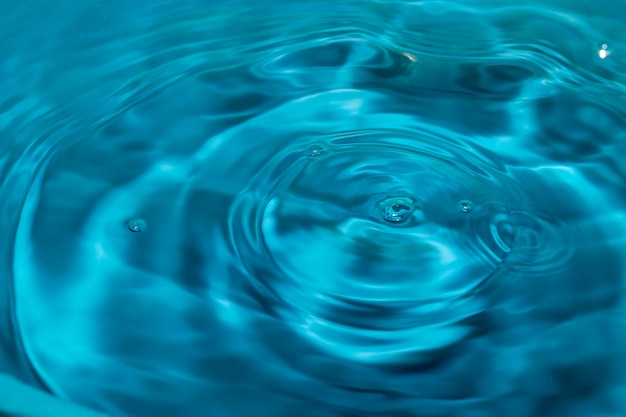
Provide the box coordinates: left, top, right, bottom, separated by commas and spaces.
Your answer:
1, 1, 626, 416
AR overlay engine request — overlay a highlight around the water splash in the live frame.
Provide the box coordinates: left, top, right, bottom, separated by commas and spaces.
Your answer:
378, 196, 416, 223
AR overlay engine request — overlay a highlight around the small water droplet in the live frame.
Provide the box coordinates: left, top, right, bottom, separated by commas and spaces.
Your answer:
127, 219, 146, 232
305, 144, 326, 157
458, 200, 473, 214
379, 197, 416, 223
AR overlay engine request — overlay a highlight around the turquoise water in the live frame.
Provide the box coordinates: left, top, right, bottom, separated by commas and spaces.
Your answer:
1, 1, 626, 416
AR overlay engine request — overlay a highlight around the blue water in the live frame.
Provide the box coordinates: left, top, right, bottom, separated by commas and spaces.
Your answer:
1, 1, 626, 416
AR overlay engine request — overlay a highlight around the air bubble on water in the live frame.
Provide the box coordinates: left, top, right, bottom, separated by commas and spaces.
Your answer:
127, 218, 146, 232
305, 144, 326, 157
379, 197, 416, 223
458, 200, 473, 214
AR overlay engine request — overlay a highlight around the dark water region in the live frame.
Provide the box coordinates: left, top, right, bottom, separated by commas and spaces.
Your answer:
1, 1, 626, 416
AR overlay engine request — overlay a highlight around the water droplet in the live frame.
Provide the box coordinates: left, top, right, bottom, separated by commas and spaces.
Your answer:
458, 200, 473, 214
305, 144, 326, 157
379, 197, 416, 223
127, 218, 146, 232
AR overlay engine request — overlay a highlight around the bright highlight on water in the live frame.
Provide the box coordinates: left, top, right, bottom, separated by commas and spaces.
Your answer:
1, 1, 625, 417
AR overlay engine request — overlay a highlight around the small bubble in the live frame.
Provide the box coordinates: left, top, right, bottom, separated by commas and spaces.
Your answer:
379, 197, 416, 223
305, 144, 326, 157
458, 200, 473, 214
127, 218, 146, 232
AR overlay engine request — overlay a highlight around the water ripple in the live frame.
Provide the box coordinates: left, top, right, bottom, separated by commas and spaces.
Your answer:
1, 1, 626, 416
